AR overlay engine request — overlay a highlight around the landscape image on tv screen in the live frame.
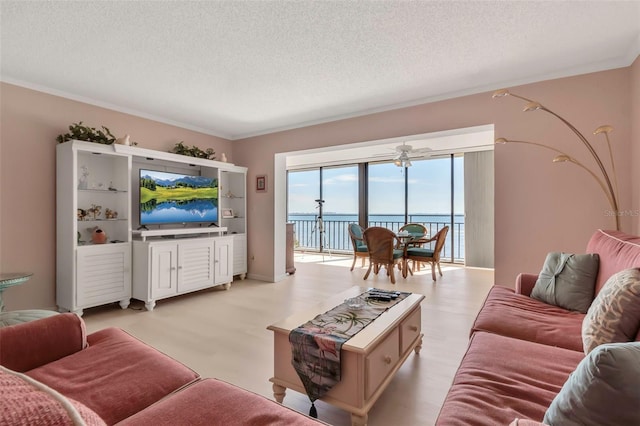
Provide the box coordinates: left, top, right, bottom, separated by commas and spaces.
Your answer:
139, 169, 218, 225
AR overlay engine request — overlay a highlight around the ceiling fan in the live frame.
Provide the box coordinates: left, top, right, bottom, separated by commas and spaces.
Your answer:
392, 142, 432, 167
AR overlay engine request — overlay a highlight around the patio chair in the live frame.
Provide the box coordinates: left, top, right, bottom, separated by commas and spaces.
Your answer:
405, 226, 449, 281
348, 223, 369, 271
398, 223, 428, 248
363, 227, 405, 284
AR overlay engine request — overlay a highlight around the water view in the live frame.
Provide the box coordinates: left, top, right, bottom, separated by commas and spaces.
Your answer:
288, 213, 465, 261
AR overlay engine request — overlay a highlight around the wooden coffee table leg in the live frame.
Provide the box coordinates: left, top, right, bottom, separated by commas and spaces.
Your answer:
351, 412, 368, 426
414, 334, 424, 354
272, 383, 286, 403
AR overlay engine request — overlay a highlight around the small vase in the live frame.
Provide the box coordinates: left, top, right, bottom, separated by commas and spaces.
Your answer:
92, 227, 108, 244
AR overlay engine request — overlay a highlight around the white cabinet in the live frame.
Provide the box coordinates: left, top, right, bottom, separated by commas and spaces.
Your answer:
57, 141, 247, 315
213, 236, 233, 285
56, 141, 132, 315
219, 168, 247, 279
76, 244, 131, 310
132, 236, 233, 311
231, 234, 247, 279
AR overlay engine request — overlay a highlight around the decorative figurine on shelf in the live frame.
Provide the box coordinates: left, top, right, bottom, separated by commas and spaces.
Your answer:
87, 204, 102, 220
220, 152, 228, 163
105, 208, 118, 219
115, 134, 131, 146
78, 165, 89, 189
77, 208, 87, 221
91, 227, 108, 244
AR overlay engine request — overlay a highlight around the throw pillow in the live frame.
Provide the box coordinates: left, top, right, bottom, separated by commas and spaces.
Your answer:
530, 252, 599, 313
543, 342, 640, 426
582, 267, 640, 354
0, 365, 106, 425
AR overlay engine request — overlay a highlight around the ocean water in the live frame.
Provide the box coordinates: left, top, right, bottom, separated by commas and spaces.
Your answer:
288, 213, 465, 260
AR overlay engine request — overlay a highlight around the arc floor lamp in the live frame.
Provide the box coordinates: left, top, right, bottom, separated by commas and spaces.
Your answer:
493, 89, 620, 230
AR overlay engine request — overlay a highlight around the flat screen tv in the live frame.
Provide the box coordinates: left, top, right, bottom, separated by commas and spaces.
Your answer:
139, 169, 218, 226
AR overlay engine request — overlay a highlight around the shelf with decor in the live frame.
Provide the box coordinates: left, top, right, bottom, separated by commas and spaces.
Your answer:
219, 169, 247, 279
56, 140, 132, 316
57, 140, 249, 314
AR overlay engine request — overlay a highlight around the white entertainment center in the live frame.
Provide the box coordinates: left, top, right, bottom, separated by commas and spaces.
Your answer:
56, 140, 247, 315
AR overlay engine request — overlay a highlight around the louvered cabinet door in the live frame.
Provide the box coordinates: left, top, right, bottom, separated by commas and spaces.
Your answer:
177, 239, 215, 293
76, 244, 131, 308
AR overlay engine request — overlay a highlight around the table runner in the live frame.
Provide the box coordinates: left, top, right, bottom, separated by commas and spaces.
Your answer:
289, 289, 410, 417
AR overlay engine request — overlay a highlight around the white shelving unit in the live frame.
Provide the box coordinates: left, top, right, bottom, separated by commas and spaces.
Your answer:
219, 169, 247, 279
56, 141, 132, 315
56, 140, 248, 314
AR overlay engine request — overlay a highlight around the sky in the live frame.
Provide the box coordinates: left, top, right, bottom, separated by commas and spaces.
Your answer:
287, 156, 464, 215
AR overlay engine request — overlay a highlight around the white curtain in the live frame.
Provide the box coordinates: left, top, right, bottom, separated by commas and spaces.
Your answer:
464, 151, 494, 268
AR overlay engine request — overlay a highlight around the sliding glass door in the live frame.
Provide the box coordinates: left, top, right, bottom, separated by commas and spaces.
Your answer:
368, 163, 406, 230
287, 166, 358, 252
287, 155, 466, 262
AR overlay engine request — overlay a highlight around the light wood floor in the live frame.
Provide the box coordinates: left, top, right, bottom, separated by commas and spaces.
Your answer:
82, 254, 494, 426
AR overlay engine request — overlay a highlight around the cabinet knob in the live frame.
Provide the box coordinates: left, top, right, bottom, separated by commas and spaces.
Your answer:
170, 267, 177, 271
383, 355, 392, 364
409, 325, 418, 332
178, 266, 183, 270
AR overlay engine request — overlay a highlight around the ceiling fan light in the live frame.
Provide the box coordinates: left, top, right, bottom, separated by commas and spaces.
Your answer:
405, 159, 412, 167
394, 159, 402, 167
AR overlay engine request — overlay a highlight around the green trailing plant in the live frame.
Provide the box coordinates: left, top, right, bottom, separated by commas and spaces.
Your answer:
170, 141, 216, 160
56, 122, 116, 144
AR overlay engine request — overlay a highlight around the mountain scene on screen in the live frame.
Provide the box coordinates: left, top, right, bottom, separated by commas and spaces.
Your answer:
140, 170, 218, 224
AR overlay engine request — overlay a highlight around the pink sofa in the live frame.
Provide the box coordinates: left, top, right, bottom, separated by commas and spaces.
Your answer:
436, 229, 640, 425
0, 313, 323, 425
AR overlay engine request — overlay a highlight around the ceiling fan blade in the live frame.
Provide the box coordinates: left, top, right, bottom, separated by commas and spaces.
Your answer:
395, 143, 413, 153
411, 147, 433, 154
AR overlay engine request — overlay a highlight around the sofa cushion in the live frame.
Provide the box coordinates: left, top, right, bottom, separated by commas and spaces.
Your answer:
0, 312, 87, 372
530, 252, 599, 313
0, 365, 106, 426
585, 229, 640, 295
26, 327, 199, 425
543, 342, 640, 426
582, 267, 640, 354
435, 331, 584, 426
117, 378, 325, 425
471, 286, 585, 351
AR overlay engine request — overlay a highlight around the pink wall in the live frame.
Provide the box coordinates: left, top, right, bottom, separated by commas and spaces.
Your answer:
1, 60, 637, 310
632, 56, 640, 235
0, 83, 231, 310
233, 64, 636, 286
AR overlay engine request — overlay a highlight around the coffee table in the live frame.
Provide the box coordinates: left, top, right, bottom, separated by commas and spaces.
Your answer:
267, 286, 424, 426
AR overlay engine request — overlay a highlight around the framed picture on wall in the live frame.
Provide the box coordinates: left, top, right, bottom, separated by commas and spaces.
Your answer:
222, 208, 234, 218
256, 175, 267, 193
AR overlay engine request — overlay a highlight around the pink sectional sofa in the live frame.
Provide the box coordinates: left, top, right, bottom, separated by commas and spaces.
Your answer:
436, 229, 640, 425
0, 313, 323, 425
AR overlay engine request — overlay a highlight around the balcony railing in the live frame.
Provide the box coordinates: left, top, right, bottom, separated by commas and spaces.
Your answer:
289, 215, 465, 262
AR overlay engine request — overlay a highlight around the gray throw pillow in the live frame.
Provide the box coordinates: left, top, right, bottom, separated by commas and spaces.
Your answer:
530, 252, 599, 313
543, 342, 640, 426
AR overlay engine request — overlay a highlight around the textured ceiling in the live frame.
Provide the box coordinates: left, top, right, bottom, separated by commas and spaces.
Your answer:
1, 1, 639, 140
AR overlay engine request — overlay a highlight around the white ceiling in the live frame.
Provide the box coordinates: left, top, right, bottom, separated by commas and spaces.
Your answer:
1, 1, 639, 141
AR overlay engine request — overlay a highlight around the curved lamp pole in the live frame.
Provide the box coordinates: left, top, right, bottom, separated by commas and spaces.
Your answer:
493, 90, 620, 230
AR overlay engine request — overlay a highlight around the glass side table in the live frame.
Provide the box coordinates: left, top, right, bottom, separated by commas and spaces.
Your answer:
0, 272, 33, 312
